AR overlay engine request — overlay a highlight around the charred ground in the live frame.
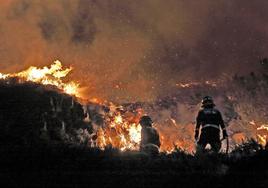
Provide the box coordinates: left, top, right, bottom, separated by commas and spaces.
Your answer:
0, 79, 268, 187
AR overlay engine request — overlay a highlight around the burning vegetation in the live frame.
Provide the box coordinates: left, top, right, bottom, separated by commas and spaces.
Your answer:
1, 61, 268, 153
0, 60, 79, 97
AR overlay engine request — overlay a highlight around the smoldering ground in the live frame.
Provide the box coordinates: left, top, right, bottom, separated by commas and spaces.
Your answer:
0, 0, 268, 102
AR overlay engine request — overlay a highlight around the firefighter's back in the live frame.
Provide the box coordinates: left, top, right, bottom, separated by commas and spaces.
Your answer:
142, 127, 160, 147
198, 108, 222, 126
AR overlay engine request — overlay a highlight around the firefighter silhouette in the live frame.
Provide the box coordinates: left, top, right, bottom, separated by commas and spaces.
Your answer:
139, 116, 161, 154
195, 96, 228, 153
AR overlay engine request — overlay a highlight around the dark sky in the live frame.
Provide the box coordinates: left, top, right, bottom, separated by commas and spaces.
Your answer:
0, 0, 267, 102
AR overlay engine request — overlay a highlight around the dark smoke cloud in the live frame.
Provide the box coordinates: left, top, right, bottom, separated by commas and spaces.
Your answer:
0, 0, 267, 102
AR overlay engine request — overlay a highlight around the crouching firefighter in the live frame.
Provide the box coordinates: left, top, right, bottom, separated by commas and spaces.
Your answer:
195, 96, 228, 153
139, 116, 161, 155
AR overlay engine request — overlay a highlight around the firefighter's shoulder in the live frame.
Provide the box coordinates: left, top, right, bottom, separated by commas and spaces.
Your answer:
202, 108, 219, 115
198, 109, 205, 113
196, 109, 205, 119
212, 108, 221, 114
198, 109, 205, 115
145, 126, 157, 134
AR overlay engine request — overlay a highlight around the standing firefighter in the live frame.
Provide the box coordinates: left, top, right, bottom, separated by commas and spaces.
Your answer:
139, 116, 161, 155
195, 96, 228, 153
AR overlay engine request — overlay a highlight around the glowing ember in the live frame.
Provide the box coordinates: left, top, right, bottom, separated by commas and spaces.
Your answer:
249, 120, 256, 126
176, 80, 218, 88
176, 82, 199, 88
0, 60, 80, 96
257, 125, 268, 132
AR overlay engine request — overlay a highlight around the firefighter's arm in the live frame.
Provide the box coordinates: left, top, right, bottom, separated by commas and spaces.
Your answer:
195, 111, 202, 141
218, 112, 228, 138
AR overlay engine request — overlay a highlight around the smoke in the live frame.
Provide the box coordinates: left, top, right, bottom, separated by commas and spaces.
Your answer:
0, 0, 268, 102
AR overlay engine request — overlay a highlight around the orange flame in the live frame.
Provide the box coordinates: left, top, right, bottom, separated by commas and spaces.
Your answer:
257, 124, 268, 146
249, 120, 268, 147
0, 60, 80, 97
95, 112, 142, 151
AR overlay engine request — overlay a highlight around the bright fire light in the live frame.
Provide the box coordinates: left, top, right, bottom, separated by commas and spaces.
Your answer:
0, 60, 80, 97
95, 112, 142, 151
257, 124, 268, 146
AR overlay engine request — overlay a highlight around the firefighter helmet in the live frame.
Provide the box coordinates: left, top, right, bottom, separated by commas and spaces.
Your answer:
139, 115, 153, 127
201, 96, 215, 107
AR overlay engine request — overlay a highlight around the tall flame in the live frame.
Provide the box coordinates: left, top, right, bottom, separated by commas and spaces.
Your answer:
0, 60, 80, 96
257, 124, 268, 146
249, 120, 268, 147
95, 113, 142, 151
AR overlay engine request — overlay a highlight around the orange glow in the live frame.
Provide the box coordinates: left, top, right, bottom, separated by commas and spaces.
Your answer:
176, 80, 218, 88
1, 61, 267, 153
95, 111, 142, 151
0, 60, 80, 97
257, 124, 268, 146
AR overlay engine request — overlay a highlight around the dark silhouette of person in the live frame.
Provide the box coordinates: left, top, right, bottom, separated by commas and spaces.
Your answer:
195, 96, 228, 153
139, 116, 161, 154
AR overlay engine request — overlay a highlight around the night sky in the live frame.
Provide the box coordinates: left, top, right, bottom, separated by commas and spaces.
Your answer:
0, 0, 267, 102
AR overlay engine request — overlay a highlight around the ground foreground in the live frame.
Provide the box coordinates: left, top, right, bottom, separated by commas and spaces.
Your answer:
0, 141, 268, 188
